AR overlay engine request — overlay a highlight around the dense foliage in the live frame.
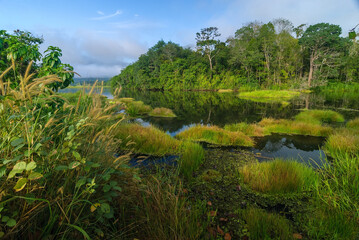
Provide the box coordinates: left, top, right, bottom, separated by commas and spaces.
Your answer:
111, 20, 359, 90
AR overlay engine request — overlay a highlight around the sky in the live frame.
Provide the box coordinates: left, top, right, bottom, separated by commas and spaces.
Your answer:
1, 0, 359, 78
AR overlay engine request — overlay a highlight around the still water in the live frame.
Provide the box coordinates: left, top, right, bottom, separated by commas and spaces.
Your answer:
60, 87, 359, 164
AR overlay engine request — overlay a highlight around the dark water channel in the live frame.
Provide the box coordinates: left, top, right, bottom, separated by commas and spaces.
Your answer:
60, 88, 359, 165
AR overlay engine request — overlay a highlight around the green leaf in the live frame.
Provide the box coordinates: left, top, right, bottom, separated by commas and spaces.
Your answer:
100, 203, 111, 214
2, 216, 9, 222
72, 151, 81, 160
103, 184, 111, 193
6, 218, 16, 227
76, 178, 86, 188
14, 178, 28, 192
13, 161, 26, 171
110, 181, 117, 187
26, 161, 36, 171
11, 138, 24, 147
28, 172, 43, 180
0, 231, 4, 238
113, 186, 122, 192
7, 169, 23, 179
68, 161, 80, 169
55, 165, 68, 171
0, 166, 6, 178
62, 147, 70, 154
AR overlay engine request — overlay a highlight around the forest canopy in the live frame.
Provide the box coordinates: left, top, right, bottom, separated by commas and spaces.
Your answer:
111, 19, 359, 90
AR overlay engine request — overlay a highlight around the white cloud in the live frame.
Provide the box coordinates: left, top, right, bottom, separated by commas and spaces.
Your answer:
97, 11, 104, 15
91, 10, 122, 21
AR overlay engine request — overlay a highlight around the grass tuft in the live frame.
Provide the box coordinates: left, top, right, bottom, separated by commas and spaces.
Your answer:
178, 141, 205, 179
324, 129, 359, 156
238, 90, 300, 104
126, 101, 152, 116
224, 122, 268, 137
240, 159, 318, 194
149, 107, 176, 118
347, 117, 359, 130
176, 125, 254, 147
295, 109, 344, 124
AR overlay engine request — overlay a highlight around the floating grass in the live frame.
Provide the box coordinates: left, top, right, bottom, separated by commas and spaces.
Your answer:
149, 107, 176, 118
259, 118, 333, 137
125, 101, 152, 116
240, 159, 318, 194
224, 122, 268, 137
238, 90, 300, 104
295, 109, 344, 124
115, 123, 179, 156
176, 125, 254, 147
242, 207, 293, 240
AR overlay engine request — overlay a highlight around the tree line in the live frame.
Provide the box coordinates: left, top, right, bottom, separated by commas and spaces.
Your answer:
111, 19, 359, 90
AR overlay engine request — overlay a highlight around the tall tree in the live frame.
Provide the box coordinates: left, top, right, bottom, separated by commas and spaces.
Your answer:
299, 23, 343, 87
196, 27, 221, 78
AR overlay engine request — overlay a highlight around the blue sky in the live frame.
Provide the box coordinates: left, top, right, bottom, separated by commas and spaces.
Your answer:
1, 0, 359, 77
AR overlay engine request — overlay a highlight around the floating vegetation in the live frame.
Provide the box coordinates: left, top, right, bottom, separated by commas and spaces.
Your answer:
241, 208, 293, 240
239, 159, 318, 193
115, 123, 179, 156
238, 90, 300, 104
126, 100, 152, 116
149, 107, 176, 118
259, 118, 333, 137
295, 109, 345, 124
224, 122, 268, 137
176, 125, 254, 147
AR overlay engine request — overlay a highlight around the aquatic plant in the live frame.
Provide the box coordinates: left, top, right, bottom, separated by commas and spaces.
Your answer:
149, 107, 176, 117
178, 141, 205, 179
224, 122, 268, 137
259, 118, 333, 137
126, 100, 152, 116
117, 97, 134, 103
295, 109, 344, 124
238, 90, 300, 100
241, 208, 293, 240
114, 123, 180, 156
239, 159, 318, 193
346, 117, 359, 130
324, 129, 359, 156
176, 125, 254, 147
217, 89, 233, 93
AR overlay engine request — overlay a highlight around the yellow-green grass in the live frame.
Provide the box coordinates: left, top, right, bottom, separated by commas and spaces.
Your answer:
149, 107, 176, 118
224, 122, 268, 137
117, 97, 134, 103
238, 90, 300, 102
324, 129, 359, 156
295, 109, 344, 124
259, 118, 333, 137
239, 159, 318, 194
126, 101, 152, 116
217, 89, 233, 93
242, 208, 293, 240
347, 117, 359, 130
176, 125, 254, 147
115, 123, 179, 156
178, 141, 205, 179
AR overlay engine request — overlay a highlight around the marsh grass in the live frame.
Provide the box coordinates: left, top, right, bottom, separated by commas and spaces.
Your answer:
259, 118, 333, 137
346, 117, 359, 130
240, 159, 318, 194
114, 124, 179, 156
176, 125, 254, 147
178, 141, 205, 179
149, 107, 176, 118
238, 90, 300, 102
295, 109, 344, 124
324, 129, 359, 156
242, 208, 293, 240
117, 97, 134, 103
217, 89, 233, 93
126, 101, 152, 116
224, 122, 268, 137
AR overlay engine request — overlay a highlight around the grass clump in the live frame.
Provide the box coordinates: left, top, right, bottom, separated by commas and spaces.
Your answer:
224, 122, 267, 137
117, 97, 134, 103
259, 118, 333, 137
346, 117, 359, 130
149, 107, 176, 118
115, 123, 180, 156
295, 109, 344, 124
324, 129, 359, 156
239, 159, 318, 194
238, 90, 300, 103
178, 141, 205, 179
217, 89, 233, 93
242, 208, 293, 240
126, 100, 152, 116
176, 125, 254, 147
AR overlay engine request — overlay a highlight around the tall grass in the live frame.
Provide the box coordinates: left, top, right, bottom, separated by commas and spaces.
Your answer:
295, 109, 344, 124
259, 118, 333, 137
224, 122, 268, 137
324, 129, 359, 156
347, 117, 359, 130
176, 125, 254, 147
178, 141, 204, 179
126, 100, 152, 116
242, 208, 293, 240
240, 159, 318, 194
149, 107, 176, 118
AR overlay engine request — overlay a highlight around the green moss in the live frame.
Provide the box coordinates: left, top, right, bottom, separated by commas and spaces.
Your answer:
149, 107, 176, 118
295, 109, 344, 124
115, 123, 179, 156
238, 90, 300, 104
242, 208, 293, 240
176, 125, 254, 147
240, 159, 318, 194
199, 169, 222, 182
259, 118, 333, 137
224, 122, 268, 137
